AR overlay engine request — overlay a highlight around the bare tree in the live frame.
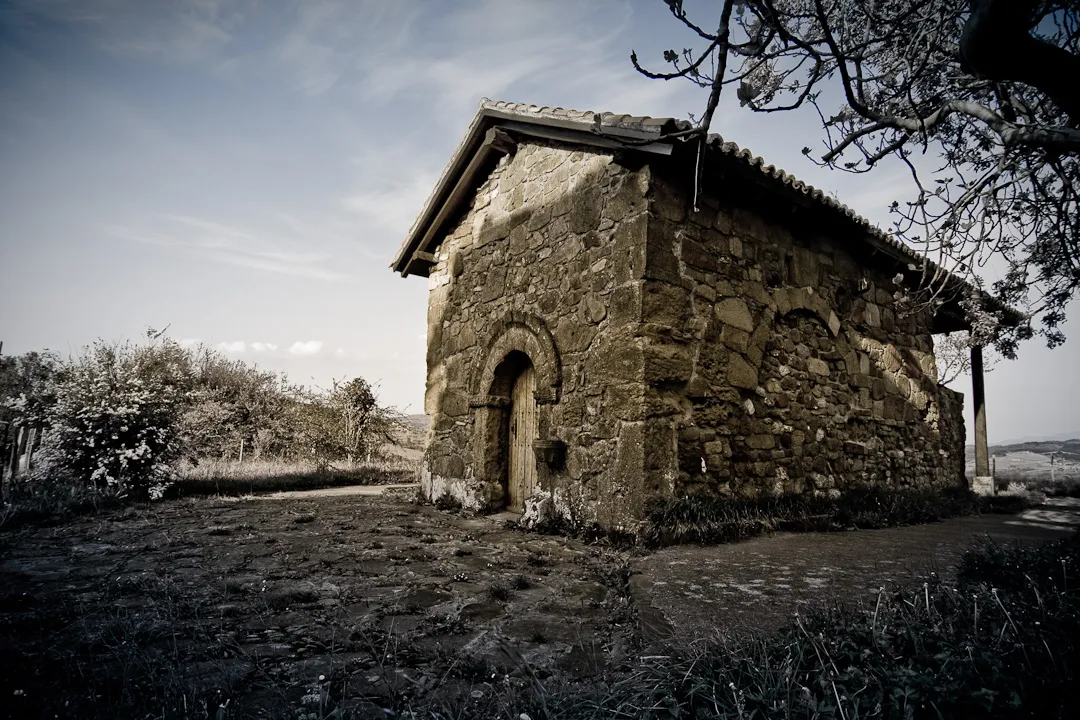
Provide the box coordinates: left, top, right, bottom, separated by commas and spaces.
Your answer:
633, 0, 1079, 355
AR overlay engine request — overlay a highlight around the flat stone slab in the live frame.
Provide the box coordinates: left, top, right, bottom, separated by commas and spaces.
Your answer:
631, 498, 1080, 642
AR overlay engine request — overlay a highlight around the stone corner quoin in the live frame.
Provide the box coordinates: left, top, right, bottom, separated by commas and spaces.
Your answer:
400, 122, 966, 530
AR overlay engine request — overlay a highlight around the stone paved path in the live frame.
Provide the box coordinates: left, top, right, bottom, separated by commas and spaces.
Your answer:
630, 498, 1080, 642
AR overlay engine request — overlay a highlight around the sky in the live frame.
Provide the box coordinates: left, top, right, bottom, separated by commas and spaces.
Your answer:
0, 0, 1076, 444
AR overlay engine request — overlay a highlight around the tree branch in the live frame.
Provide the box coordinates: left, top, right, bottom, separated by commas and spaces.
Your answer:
961, 0, 1080, 122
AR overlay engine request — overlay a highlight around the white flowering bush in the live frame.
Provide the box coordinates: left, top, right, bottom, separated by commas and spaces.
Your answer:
2, 331, 405, 516
37, 334, 195, 501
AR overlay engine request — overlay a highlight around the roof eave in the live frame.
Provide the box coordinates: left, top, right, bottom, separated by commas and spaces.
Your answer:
391, 102, 680, 277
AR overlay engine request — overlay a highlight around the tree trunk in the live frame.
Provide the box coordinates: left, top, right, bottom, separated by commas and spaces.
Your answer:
961, 0, 1080, 123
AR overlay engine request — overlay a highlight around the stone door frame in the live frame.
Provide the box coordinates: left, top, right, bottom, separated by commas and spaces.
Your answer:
469, 312, 561, 510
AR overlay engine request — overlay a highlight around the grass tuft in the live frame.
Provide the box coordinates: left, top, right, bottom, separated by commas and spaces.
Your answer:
641, 485, 1027, 547
414, 533, 1080, 719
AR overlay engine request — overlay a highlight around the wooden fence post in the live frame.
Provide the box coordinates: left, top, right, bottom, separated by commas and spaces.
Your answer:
10, 427, 24, 479
24, 427, 37, 474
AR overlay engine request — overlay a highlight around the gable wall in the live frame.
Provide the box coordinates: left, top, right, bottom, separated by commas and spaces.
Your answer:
421, 139, 655, 526
639, 162, 967, 498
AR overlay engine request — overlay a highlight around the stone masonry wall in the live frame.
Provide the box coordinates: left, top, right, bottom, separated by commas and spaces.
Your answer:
639, 164, 967, 499
421, 139, 966, 529
422, 139, 654, 528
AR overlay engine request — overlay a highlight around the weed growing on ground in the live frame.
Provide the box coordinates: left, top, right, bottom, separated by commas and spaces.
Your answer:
487, 581, 512, 602
411, 532, 1080, 719
434, 493, 463, 512
640, 485, 1027, 547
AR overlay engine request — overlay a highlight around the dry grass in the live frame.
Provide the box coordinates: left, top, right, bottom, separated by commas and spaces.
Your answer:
171, 453, 419, 498
998, 474, 1080, 498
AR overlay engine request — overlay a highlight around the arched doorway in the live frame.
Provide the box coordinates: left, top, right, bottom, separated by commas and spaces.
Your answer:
507, 362, 538, 511
469, 314, 560, 513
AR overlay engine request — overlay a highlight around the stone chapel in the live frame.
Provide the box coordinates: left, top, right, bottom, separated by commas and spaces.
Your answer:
392, 99, 1000, 529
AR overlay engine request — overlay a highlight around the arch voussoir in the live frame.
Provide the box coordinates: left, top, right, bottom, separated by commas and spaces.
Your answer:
471, 313, 561, 405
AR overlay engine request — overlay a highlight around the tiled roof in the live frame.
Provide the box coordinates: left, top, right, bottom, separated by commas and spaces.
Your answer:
392, 98, 1018, 329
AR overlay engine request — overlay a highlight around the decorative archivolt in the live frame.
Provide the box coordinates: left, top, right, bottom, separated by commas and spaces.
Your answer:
470, 312, 562, 407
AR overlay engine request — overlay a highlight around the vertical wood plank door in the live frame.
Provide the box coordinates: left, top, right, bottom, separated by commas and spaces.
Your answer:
508, 365, 537, 511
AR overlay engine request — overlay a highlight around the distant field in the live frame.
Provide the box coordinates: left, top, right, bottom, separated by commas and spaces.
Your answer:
966, 438, 1080, 481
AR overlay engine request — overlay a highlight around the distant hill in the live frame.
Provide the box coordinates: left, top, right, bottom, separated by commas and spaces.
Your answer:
404, 414, 429, 432
989, 439, 1080, 462
965, 437, 1080, 479
992, 431, 1080, 444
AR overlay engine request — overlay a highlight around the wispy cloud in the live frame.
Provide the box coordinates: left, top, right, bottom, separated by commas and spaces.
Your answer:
290, 340, 324, 356
273, 0, 420, 96
250, 342, 278, 352
107, 214, 351, 281
340, 157, 438, 238
1, 0, 238, 64
219, 340, 246, 353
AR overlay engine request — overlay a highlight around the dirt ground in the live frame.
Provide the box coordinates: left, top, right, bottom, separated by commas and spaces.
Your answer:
0, 494, 634, 719
2, 493, 1078, 718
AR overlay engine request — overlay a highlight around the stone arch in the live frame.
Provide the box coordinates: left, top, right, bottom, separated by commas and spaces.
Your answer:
771, 287, 841, 338
471, 312, 561, 406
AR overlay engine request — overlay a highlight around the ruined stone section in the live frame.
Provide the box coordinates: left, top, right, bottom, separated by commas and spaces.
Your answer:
644, 164, 967, 502
421, 140, 651, 527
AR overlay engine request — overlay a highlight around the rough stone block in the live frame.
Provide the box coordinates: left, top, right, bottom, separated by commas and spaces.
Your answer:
643, 238, 682, 286
612, 214, 646, 283
727, 354, 759, 390
865, 303, 881, 328
604, 383, 645, 421
715, 298, 755, 332
642, 281, 692, 328
650, 173, 687, 222
806, 358, 830, 376
586, 338, 644, 384
568, 188, 604, 234
745, 434, 776, 450
790, 247, 820, 287
644, 342, 694, 384
843, 440, 868, 455
682, 237, 718, 273
608, 283, 642, 326
555, 315, 598, 354
583, 294, 607, 324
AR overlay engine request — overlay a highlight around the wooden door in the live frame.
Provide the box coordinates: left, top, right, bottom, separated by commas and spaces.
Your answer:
508, 365, 537, 511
